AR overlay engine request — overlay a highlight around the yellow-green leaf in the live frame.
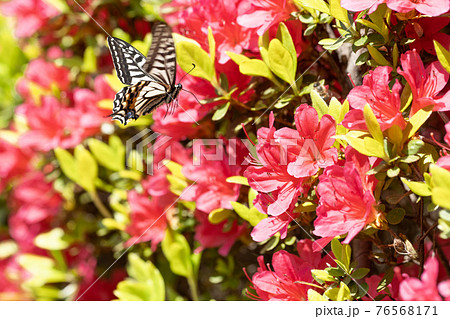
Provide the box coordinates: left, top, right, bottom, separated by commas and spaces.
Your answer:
176, 41, 215, 82
74, 145, 98, 193
330, 0, 350, 26
364, 104, 384, 143
239, 59, 274, 79
434, 40, 450, 74
226, 176, 249, 186
161, 229, 193, 278
310, 90, 328, 119
401, 178, 431, 197
367, 45, 391, 66
54, 148, 78, 183
208, 208, 232, 224
207, 26, 215, 65
268, 39, 295, 86
294, 0, 330, 14
277, 23, 297, 70
408, 105, 433, 138
231, 201, 266, 226
226, 51, 250, 65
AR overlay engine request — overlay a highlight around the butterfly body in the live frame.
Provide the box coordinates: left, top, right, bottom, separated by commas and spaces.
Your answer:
107, 22, 179, 125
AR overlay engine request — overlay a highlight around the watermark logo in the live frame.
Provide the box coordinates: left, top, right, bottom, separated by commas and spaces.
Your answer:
126, 129, 173, 175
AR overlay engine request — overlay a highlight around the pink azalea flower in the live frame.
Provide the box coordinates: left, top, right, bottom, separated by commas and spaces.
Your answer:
163, 0, 259, 63
73, 75, 116, 120
236, 0, 297, 36
16, 58, 70, 100
244, 113, 310, 218
17, 96, 101, 152
8, 172, 62, 252
76, 270, 126, 301
342, 0, 449, 16
250, 193, 299, 241
0, 0, 60, 38
313, 147, 379, 250
388, 0, 449, 17
398, 50, 450, 115
125, 190, 168, 250
285, 104, 338, 178
399, 256, 446, 300
194, 213, 246, 256
0, 257, 30, 300
0, 139, 33, 192
248, 239, 334, 300
181, 140, 245, 213
342, 66, 406, 131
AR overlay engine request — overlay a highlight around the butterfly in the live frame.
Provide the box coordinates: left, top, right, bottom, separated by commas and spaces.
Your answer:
107, 22, 181, 125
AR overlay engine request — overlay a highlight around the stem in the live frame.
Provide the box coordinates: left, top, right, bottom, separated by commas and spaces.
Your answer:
187, 276, 199, 301
90, 190, 112, 218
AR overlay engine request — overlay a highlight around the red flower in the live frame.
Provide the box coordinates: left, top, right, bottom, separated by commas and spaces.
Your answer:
194, 213, 246, 256
398, 50, 450, 115
8, 172, 62, 252
313, 147, 379, 250
16, 58, 70, 100
341, 0, 449, 16
0, 0, 60, 38
163, 0, 259, 63
244, 113, 309, 217
73, 75, 116, 120
285, 105, 338, 178
405, 17, 450, 55
181, 140, 244, 213
399, 257, 448, 300
248, 239, 334, 300
250, 193, 299, 241
125, 190, 168, 250
236, 0, 297, 36
342, 66, 406, 131
0, 139, 33, 192
388, 0, 449, 17
17, 96, 101, 152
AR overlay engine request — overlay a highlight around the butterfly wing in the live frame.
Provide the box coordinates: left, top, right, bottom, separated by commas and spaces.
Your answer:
111, 80, 168, 125
143, 22, 177, 87
108, 36, 153, 85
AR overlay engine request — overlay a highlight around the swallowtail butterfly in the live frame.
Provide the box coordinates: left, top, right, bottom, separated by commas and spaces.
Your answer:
107, 22, 181, 125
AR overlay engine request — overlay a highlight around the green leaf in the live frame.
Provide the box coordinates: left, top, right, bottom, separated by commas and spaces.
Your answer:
307, 289, 328, 301
81, 46, 97, 73
176, 41, 215, 82
226, 176, 249, 186
367, 45, 391, 66
401, 178, 432, 197
431, 165, 450, 210
294, 0, 330, 14
226, 51, 250, 65
208, 208, 232, 224
311, 269, 336, 283
406, 139, 424, 155
351, 268, 370, 280
207, 26, 215, 65
212, 102, 230, 121
34, 228, 70, 251
386, 208, 406, 225
114, 254, 165, 301
318, 37, 346, 51
337, 282, 352, 301
364, 104, 384, 143
54, 148, 78, 183
231, 201, 266, 226
18, 254, 69, 287
239, 59, 274, 79
161, 229, 193, 278
434, 40, 450, 74
268, 39, 296, 86
392, 43, 399, 69
408, 105, 433, 138
277, 23, 297, 71
88, 138, 124, 171
42, 0, 70, 13
330, 0, 349, 26
438, 210, 450, 239
310, 90, 328, 118
74, 145, 98, 193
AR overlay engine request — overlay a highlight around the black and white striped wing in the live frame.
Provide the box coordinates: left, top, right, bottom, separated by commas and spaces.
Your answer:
142, 22, 177, 87
111, 80, 168, 125
108, 36, 153, 85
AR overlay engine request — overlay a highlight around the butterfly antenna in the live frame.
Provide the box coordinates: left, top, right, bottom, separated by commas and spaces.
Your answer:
181, 88, 203, 105
178, 63, 196, 83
